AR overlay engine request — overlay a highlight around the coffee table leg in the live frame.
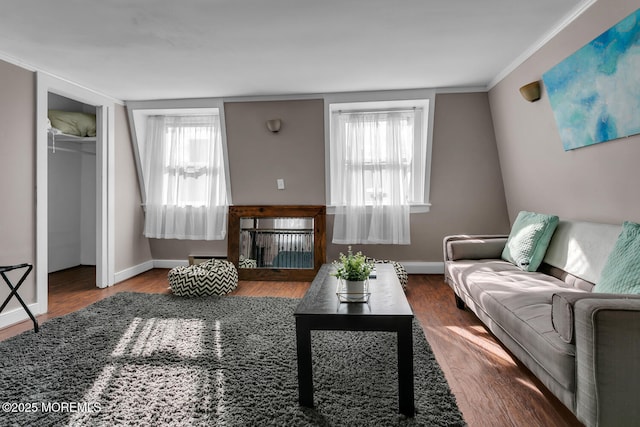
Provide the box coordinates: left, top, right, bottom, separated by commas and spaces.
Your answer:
295, 317, 314, 407
397, 320, 415, 416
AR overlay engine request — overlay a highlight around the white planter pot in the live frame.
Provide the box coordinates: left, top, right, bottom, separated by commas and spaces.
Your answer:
344, 279, 367, 294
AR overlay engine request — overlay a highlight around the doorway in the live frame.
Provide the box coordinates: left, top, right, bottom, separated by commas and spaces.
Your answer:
47, 93, 97, 279
36, 72, 115, 315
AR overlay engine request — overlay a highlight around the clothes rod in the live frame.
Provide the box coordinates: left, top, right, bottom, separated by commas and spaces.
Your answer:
48, 145, 96, 156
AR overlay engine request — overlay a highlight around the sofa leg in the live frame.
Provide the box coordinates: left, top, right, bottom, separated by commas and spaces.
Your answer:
455, 294, 465, 310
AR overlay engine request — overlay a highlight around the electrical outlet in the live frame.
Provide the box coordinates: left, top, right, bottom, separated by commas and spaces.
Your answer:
277, 178, 285, 190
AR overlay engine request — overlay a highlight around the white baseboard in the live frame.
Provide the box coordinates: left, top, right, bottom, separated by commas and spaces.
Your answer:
114, 260, 155, 284
153, 259, 189, 269
117, 259, 444, 278
114, 260, 188, 283
0, 303, 40, 330
400, 261, 444, 274
0, 260, 443, 331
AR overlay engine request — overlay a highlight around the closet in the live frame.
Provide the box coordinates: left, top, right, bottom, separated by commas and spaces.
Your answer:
47, 93, 97, 274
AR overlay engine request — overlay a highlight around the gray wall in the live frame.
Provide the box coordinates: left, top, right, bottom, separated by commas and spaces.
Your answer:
226, 99, 326, 205
489, 0, 640, 225
150, 94, 510, 263
114, 103, 153, 272
0, 60, 36, 310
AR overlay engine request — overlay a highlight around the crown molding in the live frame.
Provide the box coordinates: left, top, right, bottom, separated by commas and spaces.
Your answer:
487, 0, 598, 90
0, 51, 124, 105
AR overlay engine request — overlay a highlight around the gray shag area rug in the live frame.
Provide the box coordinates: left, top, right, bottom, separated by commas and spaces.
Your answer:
0, 292, 465, 426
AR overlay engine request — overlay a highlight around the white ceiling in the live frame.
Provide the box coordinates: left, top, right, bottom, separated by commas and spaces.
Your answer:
0, 0, 589, 101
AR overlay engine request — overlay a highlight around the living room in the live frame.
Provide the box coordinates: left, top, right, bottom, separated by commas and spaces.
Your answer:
1, 0, 639, 425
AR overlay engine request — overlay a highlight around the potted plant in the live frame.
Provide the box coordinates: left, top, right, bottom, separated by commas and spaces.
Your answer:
332, 246, 373, 294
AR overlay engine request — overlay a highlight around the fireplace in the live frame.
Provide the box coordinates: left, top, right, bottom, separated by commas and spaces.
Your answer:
227, 205, 326, 281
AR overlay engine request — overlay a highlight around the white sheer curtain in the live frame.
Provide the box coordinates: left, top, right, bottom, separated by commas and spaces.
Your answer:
331, 111, 412, 244
143, 114, 228, 240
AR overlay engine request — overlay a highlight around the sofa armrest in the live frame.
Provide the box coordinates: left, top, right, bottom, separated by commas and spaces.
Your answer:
443, 234, 508, 261
551, 292, 640, 343
573, 298, 640, 427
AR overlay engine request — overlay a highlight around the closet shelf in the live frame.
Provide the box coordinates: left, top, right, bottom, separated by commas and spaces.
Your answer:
48, 130, 96, 143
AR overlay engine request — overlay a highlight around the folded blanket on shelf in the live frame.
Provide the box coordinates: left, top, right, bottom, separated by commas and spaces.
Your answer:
48, 110, 96, 137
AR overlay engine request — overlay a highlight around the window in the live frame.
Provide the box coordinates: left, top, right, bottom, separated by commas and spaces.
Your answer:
143, 113, 229, 240
127, 101, 231, 241
149, 115, 223, 208
325, 92, 434, 244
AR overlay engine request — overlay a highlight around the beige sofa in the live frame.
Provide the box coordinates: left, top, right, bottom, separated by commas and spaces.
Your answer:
444, 220, 640, 427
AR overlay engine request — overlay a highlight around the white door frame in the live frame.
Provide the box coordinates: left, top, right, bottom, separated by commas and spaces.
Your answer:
36, 72, 116, 314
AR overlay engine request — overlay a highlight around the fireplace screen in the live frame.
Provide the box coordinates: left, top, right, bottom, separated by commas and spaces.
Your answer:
239, 217, 314, 269
228, 205, 326, 281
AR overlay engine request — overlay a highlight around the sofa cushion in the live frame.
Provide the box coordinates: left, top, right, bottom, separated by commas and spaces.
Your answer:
538, 263, 595, 291
502, 211, 559, 272
542, 220, 621, 284
447, 259, 578, 390
594, 221, 640, 294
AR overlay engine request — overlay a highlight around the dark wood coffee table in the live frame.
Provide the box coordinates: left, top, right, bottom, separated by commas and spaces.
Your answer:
294, 263, 415, 416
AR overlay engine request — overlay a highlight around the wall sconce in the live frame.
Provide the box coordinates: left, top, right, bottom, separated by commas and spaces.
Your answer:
266, 119, 282, 133
519, 81, 541, 102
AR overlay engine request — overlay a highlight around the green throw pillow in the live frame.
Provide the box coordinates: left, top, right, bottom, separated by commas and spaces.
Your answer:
501, 211, 559, 272
594, 221, 640, 294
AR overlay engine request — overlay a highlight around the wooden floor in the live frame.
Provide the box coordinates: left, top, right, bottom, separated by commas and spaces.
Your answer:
1, 266, 583, 427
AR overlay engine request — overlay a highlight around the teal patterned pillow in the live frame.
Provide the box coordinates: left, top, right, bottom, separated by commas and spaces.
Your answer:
594, 221, 640, 294
501, 211, 559, 272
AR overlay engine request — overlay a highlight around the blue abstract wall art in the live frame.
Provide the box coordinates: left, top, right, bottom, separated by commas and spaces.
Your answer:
543, 8, 640, 151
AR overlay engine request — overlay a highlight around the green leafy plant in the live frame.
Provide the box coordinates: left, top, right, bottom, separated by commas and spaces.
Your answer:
332, 246, 373, 281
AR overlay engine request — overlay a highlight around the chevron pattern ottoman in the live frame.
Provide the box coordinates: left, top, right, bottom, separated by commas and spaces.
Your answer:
366, 258, 409, 291
168, 259, 238, 297
239, 255, 257, 269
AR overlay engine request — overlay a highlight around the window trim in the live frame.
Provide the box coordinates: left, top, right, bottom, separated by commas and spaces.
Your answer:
323, 89, 435, 214
126, 99, 232, 208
